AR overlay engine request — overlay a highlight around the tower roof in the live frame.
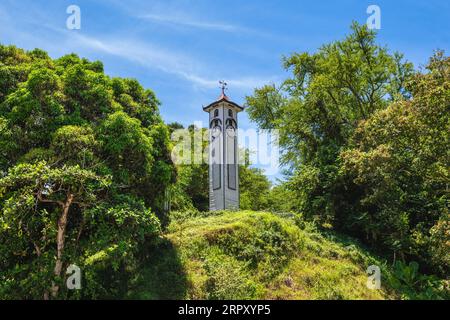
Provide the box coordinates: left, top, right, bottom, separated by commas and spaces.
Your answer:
203, 81, 244, 112
203, 95, 244, 112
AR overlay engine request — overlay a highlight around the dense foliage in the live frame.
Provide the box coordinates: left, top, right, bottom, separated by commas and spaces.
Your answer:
340, 52, 449, 275
0, 45, 174, 299
246, 24, 449, 277
167, 124, 210, 213
129, 210, 447, 300
239, 151, 272, 211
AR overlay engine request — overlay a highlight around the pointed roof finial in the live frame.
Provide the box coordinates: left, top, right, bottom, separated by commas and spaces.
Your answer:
203, 81, 244, 112
219, 80, 228, 100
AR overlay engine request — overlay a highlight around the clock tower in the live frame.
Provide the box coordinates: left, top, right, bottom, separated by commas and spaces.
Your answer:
203, 82, 243, 211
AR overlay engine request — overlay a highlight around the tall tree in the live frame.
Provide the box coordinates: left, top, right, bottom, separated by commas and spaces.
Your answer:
340, 52, 449, 274
239, 150, 272, 211
245, 23, 413, 223
0, 45, 174, 299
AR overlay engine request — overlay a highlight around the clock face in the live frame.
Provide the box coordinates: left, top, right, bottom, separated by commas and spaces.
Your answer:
212, 125, 222, 138
226, 126, 236, 137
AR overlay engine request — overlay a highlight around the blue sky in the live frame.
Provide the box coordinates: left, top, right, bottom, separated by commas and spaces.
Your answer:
0, 0, 448, 180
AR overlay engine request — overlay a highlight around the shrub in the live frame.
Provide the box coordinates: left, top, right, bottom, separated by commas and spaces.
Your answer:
203, 249, 261, 300
387, 261, 449, 300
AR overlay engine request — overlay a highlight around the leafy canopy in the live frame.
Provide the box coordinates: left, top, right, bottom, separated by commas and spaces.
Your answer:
0, 45, 174, 299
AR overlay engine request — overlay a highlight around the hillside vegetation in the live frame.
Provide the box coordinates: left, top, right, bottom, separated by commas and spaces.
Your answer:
128, 211, 447, 300
246, 23, 449, 277
1, 22, 448, 300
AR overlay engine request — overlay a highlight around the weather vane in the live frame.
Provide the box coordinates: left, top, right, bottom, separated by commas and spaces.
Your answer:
219, 80, 228, 96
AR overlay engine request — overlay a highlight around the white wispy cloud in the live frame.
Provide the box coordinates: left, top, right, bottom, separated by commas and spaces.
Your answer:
139, 13, 242, 32
70, 33, 277, 90
0, 0, 277, 92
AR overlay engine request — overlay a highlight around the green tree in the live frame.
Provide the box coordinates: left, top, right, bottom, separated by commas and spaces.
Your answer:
169, 124, 209, 212
239, 150, 272, 211
340, 52, 449, 275
266, 183, 298, 213
0, 45, 174, 299
0, 162, 111, 298
245, 23, 413, 223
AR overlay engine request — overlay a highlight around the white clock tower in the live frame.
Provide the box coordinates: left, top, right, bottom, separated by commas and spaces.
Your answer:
203, 82, 243, 211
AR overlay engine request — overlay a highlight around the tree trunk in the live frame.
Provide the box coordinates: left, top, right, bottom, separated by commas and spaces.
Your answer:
51, 193, 74, 298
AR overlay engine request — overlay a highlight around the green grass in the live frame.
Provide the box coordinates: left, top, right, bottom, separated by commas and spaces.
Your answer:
127, 210, 406, 300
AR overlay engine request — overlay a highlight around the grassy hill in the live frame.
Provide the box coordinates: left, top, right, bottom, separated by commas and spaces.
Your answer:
127, 211, 405, 300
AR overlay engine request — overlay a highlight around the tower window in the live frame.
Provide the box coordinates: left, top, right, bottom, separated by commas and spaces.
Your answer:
228, 164, 236, 190
214, 109, 219, 117
225, 118, 236, 129
210, 119, 222, 128
228, 109, 233, 117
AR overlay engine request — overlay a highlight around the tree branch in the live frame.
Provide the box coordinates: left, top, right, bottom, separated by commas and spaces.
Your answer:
36, 191, 64, 207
